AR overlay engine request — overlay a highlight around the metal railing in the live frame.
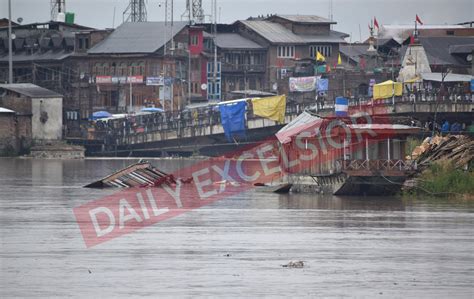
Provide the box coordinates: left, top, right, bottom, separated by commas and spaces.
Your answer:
342, 159, 416, 172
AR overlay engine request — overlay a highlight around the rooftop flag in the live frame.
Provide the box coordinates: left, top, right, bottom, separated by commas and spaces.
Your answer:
316, 51, 325, 62
374, 17, 379, 30
416, 14, 423, 25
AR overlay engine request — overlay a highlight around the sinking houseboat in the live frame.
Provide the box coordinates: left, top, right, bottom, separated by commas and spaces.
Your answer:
276, 111, 420, 196
84, 160, 173, 188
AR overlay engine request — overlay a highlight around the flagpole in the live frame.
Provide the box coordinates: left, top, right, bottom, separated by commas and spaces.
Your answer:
414, 18, 417, 41
375, 19, 379, 65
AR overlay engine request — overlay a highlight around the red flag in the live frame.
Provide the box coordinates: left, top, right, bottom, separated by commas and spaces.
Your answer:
416, 14, 423, 25
374, 17, 379, 30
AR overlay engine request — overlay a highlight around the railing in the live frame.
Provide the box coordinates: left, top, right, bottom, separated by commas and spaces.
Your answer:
342, 159, 416, 172
85, 91, 473, 144
221, 64, 266, 73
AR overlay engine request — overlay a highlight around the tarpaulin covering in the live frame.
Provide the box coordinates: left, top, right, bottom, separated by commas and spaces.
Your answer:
289, 76, 317, 92
219, 101, 247, 142
317, 78, 329, 91
92, 111, 112, 120
251, 95, 286, 123
373, 80, 403, 99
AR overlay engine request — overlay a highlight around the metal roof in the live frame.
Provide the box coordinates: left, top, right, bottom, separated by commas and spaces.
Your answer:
449, 44, 474, 54
215, 33, 264, 49
383, 24, 466, 30
276, 111, 323, 144
421, 72, 473, 82
270, 15, 335, 24
420, 36, 474, 66
0, 83, 62, 98
0, 107, 15, 113
239, 20, 347, 44
339, 44, 370, 63
0, 50, 72, 62
88, 21, 188, 54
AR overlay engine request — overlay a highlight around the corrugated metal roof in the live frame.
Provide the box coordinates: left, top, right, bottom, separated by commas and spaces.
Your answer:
0, 50, 72, 62
420, 36, 474, 66
239, 20, 347, 44
276, 111, 324, 144
449, 44, 474, 54
88, 21, 188, 54
272, 15, 334, 24
339, 44, 370, 63
0, 83, 62, 98
215, 33, 264, 49
421, 72, 473, 82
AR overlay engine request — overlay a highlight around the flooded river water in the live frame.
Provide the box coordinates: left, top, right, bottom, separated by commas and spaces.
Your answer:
0, 158, 473, 297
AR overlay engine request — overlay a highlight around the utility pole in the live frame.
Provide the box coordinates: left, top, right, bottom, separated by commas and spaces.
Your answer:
8, 0, 13, 84
213, 0, 218, 101
129, 67, 133, 112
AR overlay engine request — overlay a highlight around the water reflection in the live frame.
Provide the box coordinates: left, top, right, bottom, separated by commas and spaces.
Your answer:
0, 158, 473, 298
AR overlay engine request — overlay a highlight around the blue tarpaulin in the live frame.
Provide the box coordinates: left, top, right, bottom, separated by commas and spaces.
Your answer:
317, 78, 329, 91
91, 111, 112, 120
471, 79, 474, 92
141, 107, 164, 113
219, 101, 247, 142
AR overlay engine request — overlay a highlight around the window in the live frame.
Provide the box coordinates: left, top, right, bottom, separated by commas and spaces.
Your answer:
94, 62, 109, 75
277, 45, 295, 58
190, 34, 199, 46
446, 30, 454, 35
309, 45, 332, 58
138, 61, 145, 75
110, 62, 116, 76
101, 63, 109, 75
118, 62, 128, 76
249, 77, 256, 90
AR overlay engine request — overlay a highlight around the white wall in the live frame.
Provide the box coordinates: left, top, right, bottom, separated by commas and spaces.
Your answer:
31, 97, 63, 141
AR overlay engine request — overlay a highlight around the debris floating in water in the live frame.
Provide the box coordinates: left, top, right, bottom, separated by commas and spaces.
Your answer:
281, 261, 305, 268
84, 160, 192, 188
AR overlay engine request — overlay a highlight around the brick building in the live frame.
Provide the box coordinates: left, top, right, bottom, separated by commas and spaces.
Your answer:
235, 15, 349, 94
0, 83, 63, 154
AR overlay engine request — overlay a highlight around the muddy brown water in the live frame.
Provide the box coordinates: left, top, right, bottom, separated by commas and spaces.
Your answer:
0, 158, 473, 297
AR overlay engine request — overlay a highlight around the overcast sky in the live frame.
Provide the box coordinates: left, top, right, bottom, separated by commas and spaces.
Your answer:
2, 0, 473, 42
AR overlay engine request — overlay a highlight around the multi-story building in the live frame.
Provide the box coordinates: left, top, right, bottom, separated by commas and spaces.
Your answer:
0, 21, 111, 136
235, 15, 349, 95
86, 21, 192, 113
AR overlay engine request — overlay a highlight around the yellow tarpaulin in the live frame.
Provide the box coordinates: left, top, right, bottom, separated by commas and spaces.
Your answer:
251, 95, 287, 123
373, 80, 403, 99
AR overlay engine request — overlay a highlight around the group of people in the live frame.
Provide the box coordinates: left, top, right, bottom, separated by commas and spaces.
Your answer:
424, 119, 474, 134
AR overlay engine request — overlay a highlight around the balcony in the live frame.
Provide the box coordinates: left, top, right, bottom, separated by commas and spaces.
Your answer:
221, 64, 266, 73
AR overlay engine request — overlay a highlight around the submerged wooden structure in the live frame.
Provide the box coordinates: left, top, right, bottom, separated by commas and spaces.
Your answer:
276, 112, 421, 195
84, 161, 172, 188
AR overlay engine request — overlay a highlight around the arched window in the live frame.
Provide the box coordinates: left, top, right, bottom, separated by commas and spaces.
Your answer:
119, 62, 128, 76
138, 61, 145, 75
